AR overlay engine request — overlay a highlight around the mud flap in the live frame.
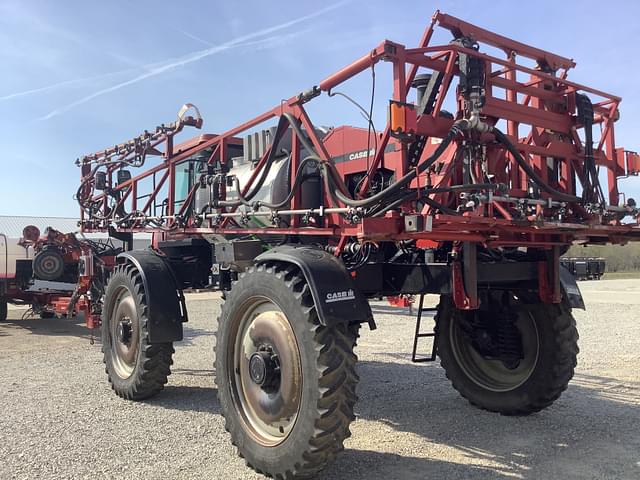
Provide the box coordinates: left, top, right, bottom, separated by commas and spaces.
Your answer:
559, 264, 585, 310
117, 249, 186, 343
255, 245, 374, 327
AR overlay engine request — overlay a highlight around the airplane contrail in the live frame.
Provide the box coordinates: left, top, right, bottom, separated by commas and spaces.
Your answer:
173, 28, 215, 48
0, 69, 135, 101
38, 1, 348, 121
1, 57, 174, 102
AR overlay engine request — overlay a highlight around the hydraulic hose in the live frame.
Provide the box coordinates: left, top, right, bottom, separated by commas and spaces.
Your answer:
369, 183, 501, 217
427, 183, 503, 194
215, 116, 292, 208
421, 196, 459, 215
284, 111, 467, 208
217, 155, 321, 209
490, 127, 581, 203
217, 112, 578, 220
332, 121, 466, 207
253, 156, 321, 209
241, 114, 291, 202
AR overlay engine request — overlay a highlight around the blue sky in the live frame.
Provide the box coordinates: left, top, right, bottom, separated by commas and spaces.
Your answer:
1, 0, 639, 217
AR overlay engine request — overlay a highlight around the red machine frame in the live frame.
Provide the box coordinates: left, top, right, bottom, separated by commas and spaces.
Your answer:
79, 12, 639, 244
76, 11, 640, 316
71, 12, 640, 478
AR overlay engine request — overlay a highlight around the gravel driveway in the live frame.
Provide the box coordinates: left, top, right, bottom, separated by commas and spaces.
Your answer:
1, 279, 639, 479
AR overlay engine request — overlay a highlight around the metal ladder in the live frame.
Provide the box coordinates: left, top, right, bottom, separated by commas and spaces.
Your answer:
411, 294, 438, 363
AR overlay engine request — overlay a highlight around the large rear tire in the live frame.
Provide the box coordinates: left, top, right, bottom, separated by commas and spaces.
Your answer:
102, 264, 174, 400
436, 294, 578, 415
215, 262, 359, 479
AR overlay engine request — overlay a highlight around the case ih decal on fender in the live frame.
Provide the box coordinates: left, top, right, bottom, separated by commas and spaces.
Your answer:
325, 289, 356, 303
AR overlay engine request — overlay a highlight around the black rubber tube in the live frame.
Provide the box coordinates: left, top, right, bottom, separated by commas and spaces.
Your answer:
283, 112, 467, 208
490, 127, 581, 203
371, 183, 502, 217
216, 116, 292, 208
427, 183, 503, 194
254, 157, 320, 209
422, 196, 458, 215
241, 115, 291, 202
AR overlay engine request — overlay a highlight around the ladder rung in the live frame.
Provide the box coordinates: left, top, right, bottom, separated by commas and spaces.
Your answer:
411, 294, 438, 363
412, 356, 434, 363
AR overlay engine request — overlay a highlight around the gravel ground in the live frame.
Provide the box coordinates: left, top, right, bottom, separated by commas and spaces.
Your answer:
1, 279, 639, 479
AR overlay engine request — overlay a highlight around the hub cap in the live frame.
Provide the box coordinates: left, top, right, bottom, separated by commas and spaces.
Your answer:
229, 298, 302, 446
249, 350, 280, 388
109, 286, 140, 379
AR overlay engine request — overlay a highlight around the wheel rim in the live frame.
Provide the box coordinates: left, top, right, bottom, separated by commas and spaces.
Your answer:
228, 296, 302, 446
450, 310, 539, 392
109, 285, 140, 379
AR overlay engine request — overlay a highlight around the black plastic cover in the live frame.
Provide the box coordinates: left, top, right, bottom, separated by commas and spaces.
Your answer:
118, 249, 186, 343
559, 264, 585, 310
255, 245, 373, 327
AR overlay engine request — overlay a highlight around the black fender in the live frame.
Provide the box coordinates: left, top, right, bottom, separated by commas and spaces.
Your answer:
255, 245, 374, 327
117, 249, 187, 343
559, 264, 585, 310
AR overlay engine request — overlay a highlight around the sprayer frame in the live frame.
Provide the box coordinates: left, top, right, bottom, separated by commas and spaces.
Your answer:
76, 11, 640, 315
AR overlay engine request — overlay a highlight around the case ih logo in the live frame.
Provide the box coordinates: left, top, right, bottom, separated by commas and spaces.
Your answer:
348, 148, 375, 161
325, 289, 355, 303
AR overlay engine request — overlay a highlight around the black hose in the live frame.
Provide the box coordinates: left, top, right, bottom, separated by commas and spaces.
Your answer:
215, 118, 291, 208
371, 192, 415, 217
218, 154, 319, 209
283, 111, 467, 208
331, 121, 464, 207
220, 112, 578, 218
241, 115, 291, 202
254, 157, 320, 209
490, 127, 581, 203
422, 196, 458, 215
370, 183, 503, 217
427, 183, 503, 194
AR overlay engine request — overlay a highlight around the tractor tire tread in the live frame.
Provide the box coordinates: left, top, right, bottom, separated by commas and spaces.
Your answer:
436, 298, 578, 416
102, 264, 174, 401
215, 263, 359, 479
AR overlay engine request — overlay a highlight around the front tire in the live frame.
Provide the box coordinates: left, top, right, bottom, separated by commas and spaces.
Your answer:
215, 262, 359, 479
102, 264, 174, 400
436, 294, 578, 415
